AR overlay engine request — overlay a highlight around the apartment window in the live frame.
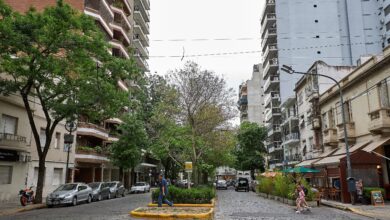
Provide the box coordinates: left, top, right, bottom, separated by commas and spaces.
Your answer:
313, 4, 317, 7
0, 166, 12, 184
322, 112, 328, 129
317, 51, 321, 54
385, 5, 390, 16
1, 114, 18, 134
54, 132, 61, 149
315, 35, 320, 38
329, 109, 335, 128
40, 128, 46, 148
298, 92, 303, 105
315, 20, 319, 23
52, 168, 63, 186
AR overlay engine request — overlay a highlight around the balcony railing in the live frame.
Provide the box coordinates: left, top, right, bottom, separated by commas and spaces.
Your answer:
282, 132, 300, 143
264, 92, 280, 108
134, 3, 150, 22
263, 43, 278, 64
263, 58, 278, 79
134, 10, 150, 35
261, 28, 277, 51
264, 75, 280, 93
368, 108, 390, 134
337, 122, 356, 143
77, 122, 109, 140
267, 124, 281, 136
260, 13, 276, 35
323, 128, 338, 146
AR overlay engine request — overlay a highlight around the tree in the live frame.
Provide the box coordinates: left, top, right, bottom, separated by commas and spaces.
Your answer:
0, 1, 138, 202
110, 114, 148, 182
234, 121, 268, 177
167, 61, 236, 184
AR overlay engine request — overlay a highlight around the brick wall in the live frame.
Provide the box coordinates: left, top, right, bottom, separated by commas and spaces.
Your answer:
4, 0, 85, 13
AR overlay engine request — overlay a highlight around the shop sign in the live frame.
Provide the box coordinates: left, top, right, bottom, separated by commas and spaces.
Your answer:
0, 149, 19, 161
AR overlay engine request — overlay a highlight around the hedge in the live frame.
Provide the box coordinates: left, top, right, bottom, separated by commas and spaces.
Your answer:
363, 187, 385, 202
151, 186, 215, 204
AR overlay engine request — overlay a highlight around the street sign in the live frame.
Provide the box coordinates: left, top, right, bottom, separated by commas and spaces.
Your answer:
64, 134, 74, 144
185, 162, 192, 172
64, 143, 72, 152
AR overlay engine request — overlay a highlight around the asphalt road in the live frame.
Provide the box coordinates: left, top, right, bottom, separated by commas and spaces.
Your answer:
215, 187, 373, 220
0, 192, 150, 220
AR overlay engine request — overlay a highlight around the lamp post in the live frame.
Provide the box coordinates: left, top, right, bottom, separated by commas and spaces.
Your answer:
64, 120, 77, 183
281, 65, 354, 194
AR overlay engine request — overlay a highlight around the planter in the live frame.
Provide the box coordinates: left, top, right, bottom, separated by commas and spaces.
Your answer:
307, 201, 317, 207
287, 199, 295, 206
268, 194, 274, 200
258, 192, 268, 198
274, 196, 281, 202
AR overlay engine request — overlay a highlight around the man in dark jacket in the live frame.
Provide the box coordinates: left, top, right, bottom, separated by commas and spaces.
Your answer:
158, 174, 173, 207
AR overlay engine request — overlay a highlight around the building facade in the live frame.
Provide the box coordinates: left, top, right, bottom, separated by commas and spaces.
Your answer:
280, 97, 300, 167
261, 0, 385, 169
247, 64, 265, 125
238, 83, 248, 123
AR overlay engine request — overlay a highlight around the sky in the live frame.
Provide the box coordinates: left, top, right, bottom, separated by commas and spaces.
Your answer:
148, 0, 264, 93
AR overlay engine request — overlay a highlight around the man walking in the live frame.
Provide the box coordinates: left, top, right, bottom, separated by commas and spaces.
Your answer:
158, 174, 173, 207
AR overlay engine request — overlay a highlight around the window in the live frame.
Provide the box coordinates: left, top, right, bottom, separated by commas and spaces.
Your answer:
317, 51, 321, 54
40, 128, 46, 148
315, 35, 320, 38
322, 112, 328, 129
54, 132, 60, 149
1, 114, 18, 134
385, 5, 390, 16
315, 20, 318, 23
386, 22, 390, 31
0, 166, 12, 184
52, 168, 63, 186
313, 4, 317, 7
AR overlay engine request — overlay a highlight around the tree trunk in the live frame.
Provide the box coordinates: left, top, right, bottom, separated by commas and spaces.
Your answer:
119, 167, 124, 183
34, 157, 46, 203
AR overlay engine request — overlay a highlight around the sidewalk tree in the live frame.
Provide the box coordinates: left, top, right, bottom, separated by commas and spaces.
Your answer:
0, 0, 138, 203
167, 61, 236, 184
235, 122, 267, 176
110, 114, 148, 182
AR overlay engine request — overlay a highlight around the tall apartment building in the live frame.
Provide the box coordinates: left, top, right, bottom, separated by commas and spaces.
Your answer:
261, 0, 384, 169
238, 64, 265, 125
3, 0, 152, 190
280, 97, 300, 167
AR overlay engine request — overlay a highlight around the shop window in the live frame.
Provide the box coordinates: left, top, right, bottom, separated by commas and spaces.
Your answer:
0, 166, 12, 184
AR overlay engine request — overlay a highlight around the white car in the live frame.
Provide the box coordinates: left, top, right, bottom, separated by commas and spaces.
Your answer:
130, 182, 150, 193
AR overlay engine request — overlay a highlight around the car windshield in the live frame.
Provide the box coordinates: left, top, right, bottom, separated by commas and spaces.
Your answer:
218, 180, 225, 183
108, 182, 117, 187
135, 183, 145, 186
55, 184, 77, 191
88, 183, 100, 189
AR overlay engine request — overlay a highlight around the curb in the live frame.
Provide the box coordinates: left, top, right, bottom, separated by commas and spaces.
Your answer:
130, 207, 214, 219
147, 199, 215, 208
0, 204, 46, 217
321, 200, 382, 219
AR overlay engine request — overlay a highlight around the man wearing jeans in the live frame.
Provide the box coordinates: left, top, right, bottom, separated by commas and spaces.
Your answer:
158, 174, 173, 207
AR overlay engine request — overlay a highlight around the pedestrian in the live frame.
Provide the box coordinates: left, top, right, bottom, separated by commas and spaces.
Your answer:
296, 186, 309, 214
158, 174, 173, 207
356, 179, 363, 203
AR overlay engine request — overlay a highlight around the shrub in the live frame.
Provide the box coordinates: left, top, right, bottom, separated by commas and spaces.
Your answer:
274, 175, 292, 198
151, 186, 215, 204
258, 177, 274, 195
363, 187, 385, 203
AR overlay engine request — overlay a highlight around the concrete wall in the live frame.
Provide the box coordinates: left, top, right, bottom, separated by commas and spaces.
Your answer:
247, 64, 265, 126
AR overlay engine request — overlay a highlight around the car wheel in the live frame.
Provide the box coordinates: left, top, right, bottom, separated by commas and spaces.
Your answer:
87, 195, 92, 203
98, 194, 102, 201
72, 197, 77, 206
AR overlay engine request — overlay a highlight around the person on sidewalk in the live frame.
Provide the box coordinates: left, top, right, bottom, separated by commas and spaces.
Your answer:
158, 174, 173, 207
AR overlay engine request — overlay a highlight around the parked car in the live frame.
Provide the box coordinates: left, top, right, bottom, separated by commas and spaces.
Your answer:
88, 182, 111, 201
216, 180, 228, 190
130, 182, 150, 193
107, 181, 125, 198
46, 183, 92, 207
175, 179, 194, 188
235, 178, 249, 192
250, 180, 259, 192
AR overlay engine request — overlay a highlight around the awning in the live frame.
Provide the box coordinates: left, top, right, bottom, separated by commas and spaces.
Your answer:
296, 158, 320, 167
314, 155, 345, 166
332, 140, 371, 155
362, 137, 390, 153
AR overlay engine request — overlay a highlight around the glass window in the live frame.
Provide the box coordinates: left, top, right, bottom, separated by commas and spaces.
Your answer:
54, 132, 60, 149
55, 184, 77, 191
40, 128, 46, 148
0, 166, 12, 184
1, 114, 18, 134
52, 168, 63, 186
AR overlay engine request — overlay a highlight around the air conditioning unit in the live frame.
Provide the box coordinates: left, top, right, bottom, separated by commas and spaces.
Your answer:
312, 117, 321, 129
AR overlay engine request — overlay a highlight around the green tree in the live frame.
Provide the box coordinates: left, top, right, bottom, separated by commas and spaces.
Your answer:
110, 114, 148, 182
0, 1, 138, 202
235, 121, 268, 176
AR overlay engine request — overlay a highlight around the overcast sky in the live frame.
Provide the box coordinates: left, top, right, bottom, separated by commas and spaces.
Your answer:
148, 0, 264, 93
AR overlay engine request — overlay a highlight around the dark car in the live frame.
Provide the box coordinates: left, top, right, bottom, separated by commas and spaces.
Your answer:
216, 180, 228, 190
88, 182, 111, 201
235, 178, 249, 192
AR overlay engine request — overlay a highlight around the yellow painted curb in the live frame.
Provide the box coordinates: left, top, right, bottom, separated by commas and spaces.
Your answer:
148, 199, 215, 208
130, 207, 214, 219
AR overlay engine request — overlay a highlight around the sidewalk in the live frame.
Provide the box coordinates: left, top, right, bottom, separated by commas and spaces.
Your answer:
0, 201, 46, 217
321, 199, 390, 220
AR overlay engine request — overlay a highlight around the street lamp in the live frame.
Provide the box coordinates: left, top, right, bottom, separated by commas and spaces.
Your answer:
64, 120, 77, 183
281, 65, 354, 193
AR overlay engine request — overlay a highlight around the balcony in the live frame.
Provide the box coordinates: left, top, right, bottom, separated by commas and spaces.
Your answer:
261, 28, 277, 52
263, 44, 278, 64
0, 133, 27, 150
77, 122, 109, 141
134, 52, 149, 71
285, 154, 302, 163
75, 146, 110, 163
240, 111, 248, 120
265, 107, 282, 122
142, 0, 150, 10
264, 92, 280, 108
261, 0, 275, 16
263, 58, 278, 80
238, 95, 248, 106
268, 141, 282, 153
134, 10, 150, 35
134, 0, 150, 22
267, 124, 281, 137
110, 0, 132, 16
110, 40, 130, 59
323, 128, 338, 146
84, 0, 114, 37
133, 28, 149, 58
368, 108, 390, 134
306, 89, 319, 102
337, 122, 356, 143
264, 75, 280, 93
111, 5, 132, 30
282, 132, 300, 145
260, 13, 276, 37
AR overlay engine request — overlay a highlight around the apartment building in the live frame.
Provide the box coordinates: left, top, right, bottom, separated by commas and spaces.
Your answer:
0, 94, 75, 202
260, 0, 384, 169
3, 0, 152, 188
238, 83, 249, 123
280, 97, 300, 167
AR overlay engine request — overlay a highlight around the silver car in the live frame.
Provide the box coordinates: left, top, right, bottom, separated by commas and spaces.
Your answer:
88, 182, 111, 201
107, 181, 125, 198
46, 183, 93, 207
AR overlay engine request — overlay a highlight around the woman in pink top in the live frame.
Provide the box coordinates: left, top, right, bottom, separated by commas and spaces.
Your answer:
295, 186, 307, 213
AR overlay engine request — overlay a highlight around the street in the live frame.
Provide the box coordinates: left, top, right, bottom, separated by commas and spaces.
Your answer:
1, 188, 375, 220
0, 192, 150, 220
215, 188, 373, 220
